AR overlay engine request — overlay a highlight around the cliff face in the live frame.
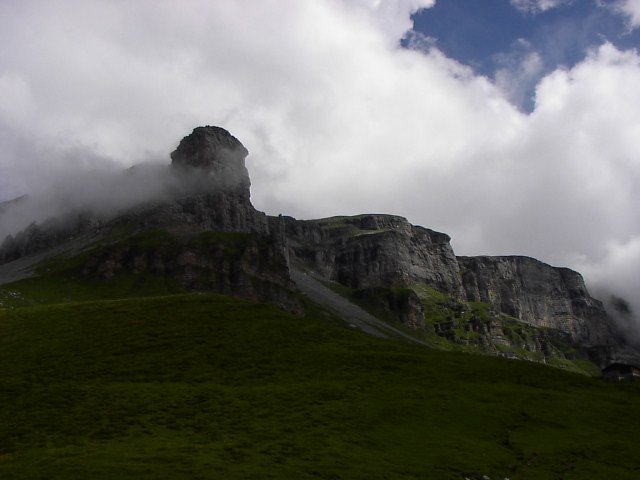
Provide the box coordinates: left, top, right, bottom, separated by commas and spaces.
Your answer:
458, 256, 614, 346
284, 213, 616, 349
170, 125, 251, 198
142, 125, 268, 235
103, 127, 298, 312
284, 214, 463, 297
79, 229, 301, 314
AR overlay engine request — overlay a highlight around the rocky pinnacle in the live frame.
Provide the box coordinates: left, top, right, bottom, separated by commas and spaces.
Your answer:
170, 126, 251, 198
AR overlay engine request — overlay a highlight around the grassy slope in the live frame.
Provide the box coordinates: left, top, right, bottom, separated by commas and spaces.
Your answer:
1, 289, 640, 479
325, 279, 600, 376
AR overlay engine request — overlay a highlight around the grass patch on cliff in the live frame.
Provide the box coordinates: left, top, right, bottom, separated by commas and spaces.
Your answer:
0, 229, 262, 308
313, 215, 393, 238
32, 229, 180, 276
0, 233, 187, 305
319, 279, 604, 377
1, 293, 640, 479
407, 284, 602, 374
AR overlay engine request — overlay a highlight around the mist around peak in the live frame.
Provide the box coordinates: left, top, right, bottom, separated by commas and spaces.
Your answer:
0, 152, 250, 244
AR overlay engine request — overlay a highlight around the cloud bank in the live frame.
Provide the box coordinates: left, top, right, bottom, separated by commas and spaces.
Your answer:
0, 162, 227, 241
1, 0, 640, 332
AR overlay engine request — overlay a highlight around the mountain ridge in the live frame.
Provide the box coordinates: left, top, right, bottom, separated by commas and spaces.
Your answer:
0, 126, 635, 369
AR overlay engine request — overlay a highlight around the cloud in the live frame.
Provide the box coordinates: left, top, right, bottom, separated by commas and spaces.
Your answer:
493, 39, 545, 109
1, 1, 640, 337
577, 235, 640, 346
0, 158, 243, 243
510, 0, 574, 15
610, 0, 640, 29
500, 42, 640, 321
341, 0, 435, 39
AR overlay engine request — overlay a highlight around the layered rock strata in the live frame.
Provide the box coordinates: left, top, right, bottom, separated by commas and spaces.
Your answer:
284, 214, 463, 296
285, 213, 617, 350
458, 255, 614, 346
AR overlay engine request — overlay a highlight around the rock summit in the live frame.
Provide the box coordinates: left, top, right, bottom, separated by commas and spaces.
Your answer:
171, 126, 251, 198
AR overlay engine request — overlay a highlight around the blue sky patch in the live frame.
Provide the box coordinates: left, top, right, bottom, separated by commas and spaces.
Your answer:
408, 0, 640, 110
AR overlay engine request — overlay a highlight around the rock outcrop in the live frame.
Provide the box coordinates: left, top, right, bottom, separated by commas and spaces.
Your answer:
79, 229, 301, 314
170, 125, 251, 196
352, 287, 425, 329
284, 214, 464, 296
285, 213, 619, 359
458, 255, 614, 346
0, 214, 101, 265
139, 126, 268, 235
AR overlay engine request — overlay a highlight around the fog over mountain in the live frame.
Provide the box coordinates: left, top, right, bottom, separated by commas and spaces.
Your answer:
2, 1, 640, 336
1, 163, 181, 240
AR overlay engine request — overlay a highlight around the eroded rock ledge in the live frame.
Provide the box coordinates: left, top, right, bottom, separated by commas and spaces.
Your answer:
285, 213, 616, 349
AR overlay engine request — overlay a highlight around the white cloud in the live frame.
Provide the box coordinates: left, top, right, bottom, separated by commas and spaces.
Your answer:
610, 0, 640, 29
2, 1, 640, 336
580, 237, 640, 303
577, 236, 640, 345
493, 39, 545, 109
510, 0, 574, 14
503, 43, 640, 261
341, 0, 435, 40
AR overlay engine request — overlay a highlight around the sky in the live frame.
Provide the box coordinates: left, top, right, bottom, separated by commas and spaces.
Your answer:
411, 0, 640, 109
2, 0, 640, 326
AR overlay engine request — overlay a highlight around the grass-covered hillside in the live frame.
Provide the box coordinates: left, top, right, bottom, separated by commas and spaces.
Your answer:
324, 277, 600, 376
1, 270, 640, 479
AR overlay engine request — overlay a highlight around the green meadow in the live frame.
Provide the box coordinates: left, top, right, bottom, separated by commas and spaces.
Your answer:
1, 273, 639, 479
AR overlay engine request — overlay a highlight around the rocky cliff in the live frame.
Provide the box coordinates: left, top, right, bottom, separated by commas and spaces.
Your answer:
78, 228, 301, 314
0, 125, 626, 365
284, 213, 616, 348
458, 256, 614, 346
284, 214, 463, 296
171, 125, 252, 196
140, 125, 269, 235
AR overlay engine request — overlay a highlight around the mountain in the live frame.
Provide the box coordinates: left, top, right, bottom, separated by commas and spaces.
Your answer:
0, 126, 634, 370
3, 126, 640, 479
0, 127, 301, 314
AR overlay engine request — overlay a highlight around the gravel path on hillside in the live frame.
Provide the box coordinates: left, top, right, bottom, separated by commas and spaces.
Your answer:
291, 268, 428, 346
